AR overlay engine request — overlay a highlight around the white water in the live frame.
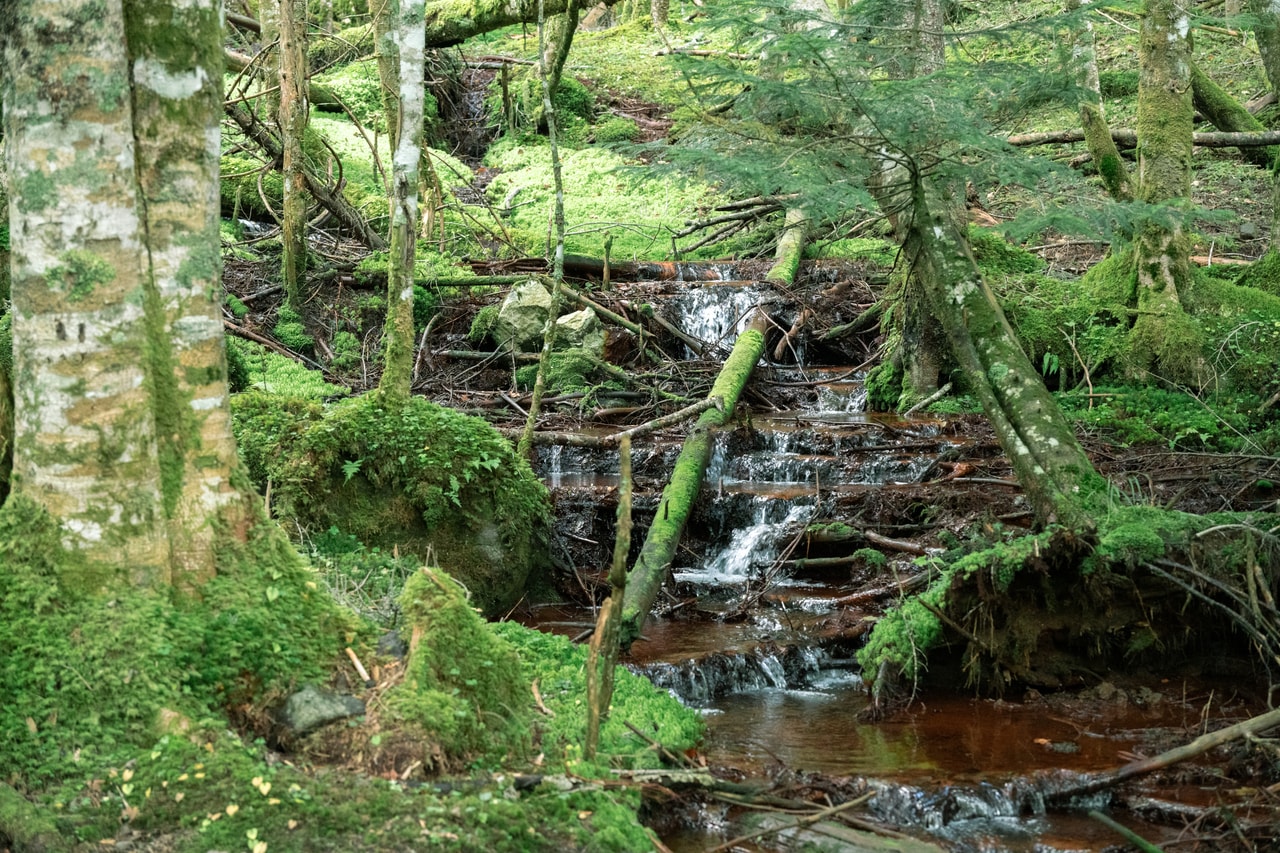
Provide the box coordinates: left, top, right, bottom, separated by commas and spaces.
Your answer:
672, 284, 761, 357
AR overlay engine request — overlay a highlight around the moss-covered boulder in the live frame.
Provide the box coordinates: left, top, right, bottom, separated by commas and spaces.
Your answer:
234, 392, 551, 615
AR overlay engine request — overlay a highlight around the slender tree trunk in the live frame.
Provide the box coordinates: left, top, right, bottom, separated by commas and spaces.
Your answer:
650, 0, 669, 29
517, 0, 571, 461
1069, 0, 1133, 201
910, 0, 945, 76
124, 0, 250, 587
585, 436, 631, 760
279, 0, 310, 313
903, 175, 1106, 530
542, 1, 581, 105
377, 0, 427, 401
1135, 0, 1194, 311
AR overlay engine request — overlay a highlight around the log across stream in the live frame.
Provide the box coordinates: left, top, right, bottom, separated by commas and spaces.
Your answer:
510, 283, 1271, 851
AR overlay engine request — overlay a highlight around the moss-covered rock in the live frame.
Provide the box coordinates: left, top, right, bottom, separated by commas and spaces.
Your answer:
236, 392, 551, 616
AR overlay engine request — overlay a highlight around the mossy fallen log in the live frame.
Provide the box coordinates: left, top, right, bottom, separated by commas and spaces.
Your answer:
1190, 61, 1278, 168
619, 312, 770, 648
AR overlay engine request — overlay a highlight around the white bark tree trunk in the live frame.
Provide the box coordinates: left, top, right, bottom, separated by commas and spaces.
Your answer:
376, 0, 427, 400
4, 0, 248, 588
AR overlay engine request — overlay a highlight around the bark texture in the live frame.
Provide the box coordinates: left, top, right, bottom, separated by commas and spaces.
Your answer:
1135, 0, 1194, 311
619, 313, 770, 648
376, 0, 428, 400
904, 177, 1105, 530
5, 0, 247, 588
1246, 0, 1280, 96
279, 0, 310, 311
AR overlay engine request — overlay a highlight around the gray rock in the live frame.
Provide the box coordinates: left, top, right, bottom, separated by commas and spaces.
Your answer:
1240, 221, 1261, 240
494, 279, 553, 352
554, 308, 605, 356
281, 684, 365, 735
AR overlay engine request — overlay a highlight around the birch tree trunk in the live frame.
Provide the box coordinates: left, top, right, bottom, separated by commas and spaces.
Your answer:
4, 0, 247, 589
376, 0, 427, 401
279, 0, 310, 313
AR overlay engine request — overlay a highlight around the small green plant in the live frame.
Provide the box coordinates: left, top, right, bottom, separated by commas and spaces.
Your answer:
273, 305, 314, 353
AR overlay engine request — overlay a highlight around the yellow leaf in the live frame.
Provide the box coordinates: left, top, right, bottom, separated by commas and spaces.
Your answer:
267, 798, 281, 805
120, 784, 133, 796
177, 774, 189, 782
287, 819, 299, 830
122, 769, 134, 782
174, 792, 185, 803
225, 804, 240, 816
246, 828, 259, 840
251, 776, 264, 788
258, 782, 272, 796
25, 717, 37, 734
252, 842, 268, 853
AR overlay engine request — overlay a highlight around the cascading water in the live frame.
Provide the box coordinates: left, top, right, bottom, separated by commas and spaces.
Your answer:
672, 283, 761, 357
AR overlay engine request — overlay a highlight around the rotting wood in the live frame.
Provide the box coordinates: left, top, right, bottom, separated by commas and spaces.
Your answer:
619, 312, 770, 649
820, 301, 884, 342
1043, 705, 1280, 802
831, 571, 931, 605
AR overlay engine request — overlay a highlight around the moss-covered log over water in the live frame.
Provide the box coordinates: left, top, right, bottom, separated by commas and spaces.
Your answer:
619, 312, 769, 648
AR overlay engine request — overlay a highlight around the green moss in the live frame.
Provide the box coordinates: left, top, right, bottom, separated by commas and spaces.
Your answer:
384, 569, 531, 762
1237, 249, 1280, 297
47, 250, 115, 302
311, 58, 390, 133
247, 393, 551, 616
864, 360, 905, 412
494, 622, 703, 765
804, 236, 897, 265
272, 305, 314, 352
514, 349, 606, 394
227, 338, 348, 399
592, 116, 639, 144
469, 304, 500, 344
969, 228, 1043, 277
0, 494, 347, 784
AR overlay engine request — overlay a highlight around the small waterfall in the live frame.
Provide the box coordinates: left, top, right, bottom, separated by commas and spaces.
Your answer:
546, 445, 563, 489
675, 502, 811, 585
672, 284, 761, 357
637, 645, 849, 706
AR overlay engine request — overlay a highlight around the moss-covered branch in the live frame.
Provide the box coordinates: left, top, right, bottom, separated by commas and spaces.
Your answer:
619, 312, 769, 648
1191, 61, 1277, 168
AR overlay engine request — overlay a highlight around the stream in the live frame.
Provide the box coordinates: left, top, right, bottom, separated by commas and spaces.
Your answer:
518, 279, 1238, 852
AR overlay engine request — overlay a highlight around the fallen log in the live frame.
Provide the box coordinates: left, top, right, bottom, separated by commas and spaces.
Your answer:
765, 207, 809, 284
1006, 127, 1280, 149
619, 311, 770, 648
514, 397, 723, 447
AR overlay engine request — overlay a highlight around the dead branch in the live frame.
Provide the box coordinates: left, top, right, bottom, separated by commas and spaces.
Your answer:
1044, 705, 1280, 802
510, 397, 724, 447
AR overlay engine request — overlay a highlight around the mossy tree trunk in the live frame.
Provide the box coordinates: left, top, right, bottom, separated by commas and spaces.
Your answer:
619, 313, 769, 648
1069, 0, 1132, 201
1246, 0, 1280, 96
375, 0, 427, 402
1191, 62, 1277, 168
4, 0, 249, 589
542, 1, 581, 101
279, 0, 310, 314
904, 174, 1107, 531
1135, 0, 1195, 313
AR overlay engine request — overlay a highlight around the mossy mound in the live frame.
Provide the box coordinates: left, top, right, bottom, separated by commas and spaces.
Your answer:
234, 392, 551, 616
0, 493, 350, 785
858, 507, 1280, 692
